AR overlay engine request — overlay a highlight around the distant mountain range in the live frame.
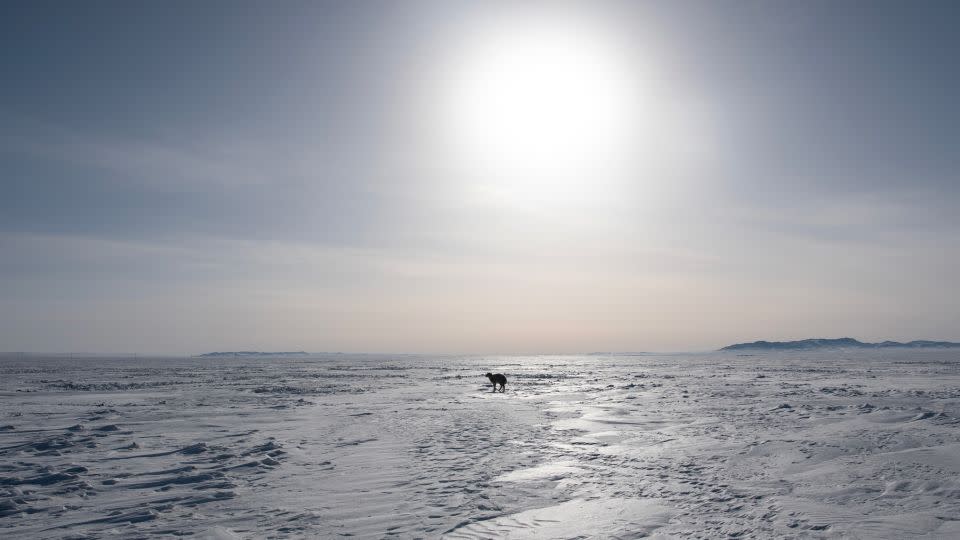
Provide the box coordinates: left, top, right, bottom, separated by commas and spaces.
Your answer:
720, 338, 960, 351
198, 351, 308, 357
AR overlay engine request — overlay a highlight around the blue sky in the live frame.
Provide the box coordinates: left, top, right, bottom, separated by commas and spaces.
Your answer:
2, 1, 958, 353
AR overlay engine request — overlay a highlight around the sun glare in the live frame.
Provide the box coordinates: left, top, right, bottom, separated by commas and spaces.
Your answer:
437, 13, 640, 205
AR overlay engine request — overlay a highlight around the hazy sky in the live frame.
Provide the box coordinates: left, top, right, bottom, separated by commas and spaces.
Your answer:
2, 1, 958, 354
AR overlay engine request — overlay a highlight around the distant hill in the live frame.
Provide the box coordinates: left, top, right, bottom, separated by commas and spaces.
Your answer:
198, 351, 308, 357
720, 338, 960, 351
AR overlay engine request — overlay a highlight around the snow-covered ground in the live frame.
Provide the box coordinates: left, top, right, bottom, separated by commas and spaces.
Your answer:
3, 350, 960, 538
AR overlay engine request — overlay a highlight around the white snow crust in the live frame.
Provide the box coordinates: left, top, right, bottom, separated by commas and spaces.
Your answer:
2, 350, 960, 538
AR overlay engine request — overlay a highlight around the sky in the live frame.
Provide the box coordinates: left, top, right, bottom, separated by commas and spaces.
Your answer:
2, 0, 958, 354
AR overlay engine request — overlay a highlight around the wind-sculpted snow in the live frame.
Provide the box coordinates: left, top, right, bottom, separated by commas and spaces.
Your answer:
2, 351, 960, 537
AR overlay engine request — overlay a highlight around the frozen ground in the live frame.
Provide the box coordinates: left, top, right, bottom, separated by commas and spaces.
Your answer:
3, 350, 960, 538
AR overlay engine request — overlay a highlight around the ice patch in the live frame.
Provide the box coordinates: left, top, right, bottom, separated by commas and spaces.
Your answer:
446, 497, 676, 538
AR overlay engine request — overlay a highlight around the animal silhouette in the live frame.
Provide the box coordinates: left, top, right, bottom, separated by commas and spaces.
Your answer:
485, 372, 507, 392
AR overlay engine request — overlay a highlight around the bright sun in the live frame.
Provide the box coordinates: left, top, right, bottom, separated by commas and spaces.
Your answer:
437, 12, 640, 205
